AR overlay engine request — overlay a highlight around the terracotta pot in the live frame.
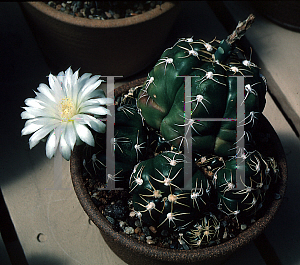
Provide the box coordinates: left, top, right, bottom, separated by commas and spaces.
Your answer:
19, 2, 181, 78
70, 78, 287, 265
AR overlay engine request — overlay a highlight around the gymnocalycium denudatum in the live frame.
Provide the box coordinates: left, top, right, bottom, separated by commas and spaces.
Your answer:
83, 14, 280, 248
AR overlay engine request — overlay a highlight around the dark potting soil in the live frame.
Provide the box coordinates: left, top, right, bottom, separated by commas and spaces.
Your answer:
46, 1, 164, 20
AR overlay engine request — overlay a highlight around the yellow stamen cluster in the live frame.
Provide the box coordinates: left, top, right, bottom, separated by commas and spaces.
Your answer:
60, 97, 75, 121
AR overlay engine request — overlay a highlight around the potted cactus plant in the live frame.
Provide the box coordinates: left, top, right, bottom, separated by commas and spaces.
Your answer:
69, 14, 287, 265
20, 12, 287, 265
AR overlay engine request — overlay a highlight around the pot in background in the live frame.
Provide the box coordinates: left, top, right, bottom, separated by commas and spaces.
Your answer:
19, 2, 181, 78
251, 1, 300, 32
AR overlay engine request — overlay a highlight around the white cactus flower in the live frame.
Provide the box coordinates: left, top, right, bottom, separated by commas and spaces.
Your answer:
21, 67, 113, 160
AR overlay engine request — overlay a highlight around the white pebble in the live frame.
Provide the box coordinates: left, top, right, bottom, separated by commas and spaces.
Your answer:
124, 227, 134, 234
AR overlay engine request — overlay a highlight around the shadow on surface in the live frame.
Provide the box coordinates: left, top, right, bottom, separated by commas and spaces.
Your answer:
27, 254, 70, 265
0, 2, 50, 187
263, 127, 300, 265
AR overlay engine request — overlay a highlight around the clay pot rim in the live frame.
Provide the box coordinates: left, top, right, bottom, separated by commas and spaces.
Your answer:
25, 2, 178, 28
70, 78, 288, 263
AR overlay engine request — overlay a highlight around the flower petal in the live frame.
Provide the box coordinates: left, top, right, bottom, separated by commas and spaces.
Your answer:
37, 83, 56, 103
78, 99, 101, 109
98, 97, 114, 105
77, 73, 92, 86
60, 133, 71, 160
74, 123, 95, 146
21, 111, 35, 119
73, 114, 106, 133
78, 97, 114, 109
72, 68, 79, 83
89, 89, 106, 99
71, 69, 80, 102
57, 71, 65, 78
22, 123, 44, 136
22, 106, 57, 119
64, 121, 76, 150
45, 130, 59, 159
28, 123, 57, 149
27, 117, 60, 126
33, 93, 60, 117
80, 105, 110, 116
63, 67, 73, 97
24, 98, 45, 109
78, 79, 102, 103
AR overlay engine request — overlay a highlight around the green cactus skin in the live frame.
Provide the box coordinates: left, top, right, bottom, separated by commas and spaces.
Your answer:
183, 213, 220, 247
130, 151, 211, 230
215, 150, 279, 220
137, 37, 267, 157
82, 87, 147, 185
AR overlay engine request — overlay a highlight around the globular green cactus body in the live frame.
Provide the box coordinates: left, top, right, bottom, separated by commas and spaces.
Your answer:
183, 213, 220, 247
215, 150, 278, 219
83, 93, 147, 183
114, 106, 147, 164
130, 151, 211, 230
137, 37, 267, 157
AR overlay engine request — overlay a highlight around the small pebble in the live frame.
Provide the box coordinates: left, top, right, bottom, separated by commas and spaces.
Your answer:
129, 211, 136, 218
119, 221, 126, 228
48, 1, 55, 8
135, 227, 142, 234
149, 226, 157, 234
105, 11, 112, 18
113, 13, 120, 19
124, 227, 135, 235
146, 239, 155, 245
241, 224, 247, 231
106, 216, 115, 225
